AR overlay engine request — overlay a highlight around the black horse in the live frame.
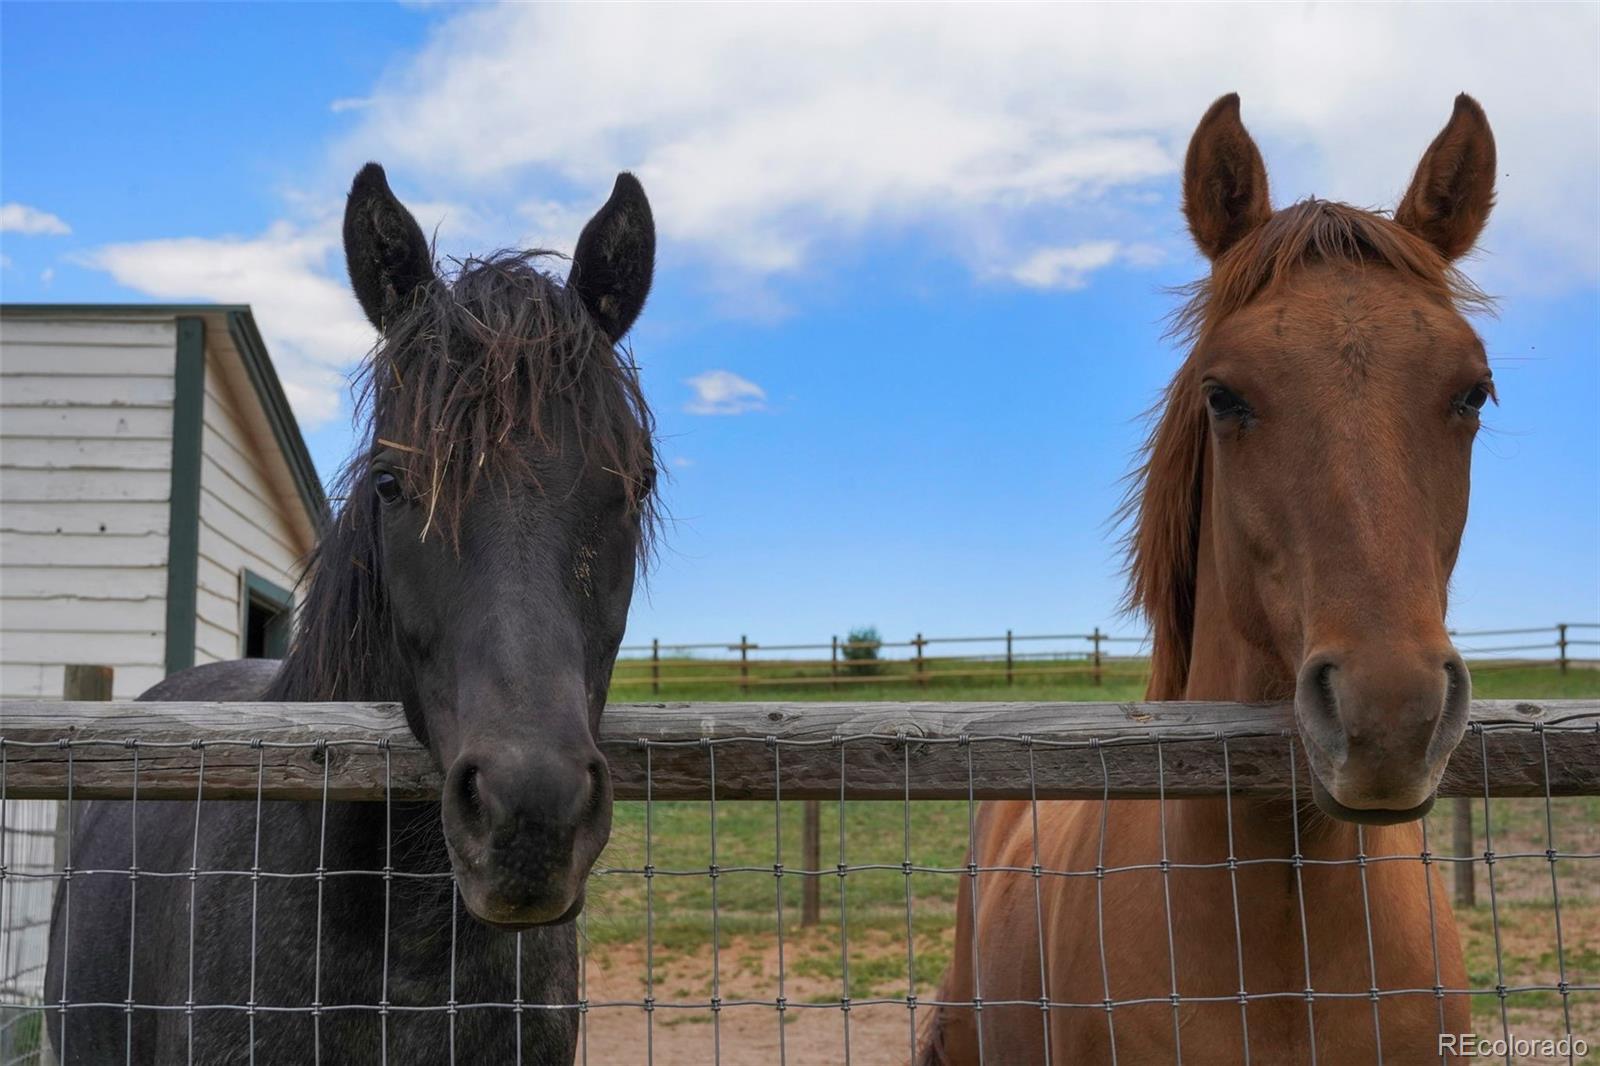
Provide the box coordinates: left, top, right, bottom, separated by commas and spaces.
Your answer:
45, 164, 659, 1064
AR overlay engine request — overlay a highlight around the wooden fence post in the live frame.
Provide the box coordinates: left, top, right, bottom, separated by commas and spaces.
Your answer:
1006, 629, 1014, 687
739, 635, 750, 695
13, 667, 111, 1066
61, 668, 112, 860
802, 799, 821, 926
64, 664, 113, 702
1452, 797, 1475, 908
1558, 623, 1569, 675
651, 638, 660, 696
913, 633, 927, 688
1091, 627, 1103, 686
830, 636, 839, 692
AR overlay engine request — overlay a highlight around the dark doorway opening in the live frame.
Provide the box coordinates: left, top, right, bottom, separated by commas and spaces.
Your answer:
241, 570, 293, 659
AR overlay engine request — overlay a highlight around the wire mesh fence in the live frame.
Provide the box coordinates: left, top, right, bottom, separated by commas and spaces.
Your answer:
1, 698, 1597, 1064
1, 803, 57, 1066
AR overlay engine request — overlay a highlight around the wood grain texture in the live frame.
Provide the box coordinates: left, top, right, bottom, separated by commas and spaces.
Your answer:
1, 698, 1594, 802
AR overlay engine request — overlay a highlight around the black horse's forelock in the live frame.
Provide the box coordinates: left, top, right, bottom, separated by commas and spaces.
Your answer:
361, 248, 659, 548
269, 250, 658, 704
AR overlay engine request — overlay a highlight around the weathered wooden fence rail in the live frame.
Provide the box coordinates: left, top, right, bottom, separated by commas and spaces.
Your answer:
2, 698, 1596, 802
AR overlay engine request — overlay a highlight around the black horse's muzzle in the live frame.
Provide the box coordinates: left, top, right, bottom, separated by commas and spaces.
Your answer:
440, 741, 613, 927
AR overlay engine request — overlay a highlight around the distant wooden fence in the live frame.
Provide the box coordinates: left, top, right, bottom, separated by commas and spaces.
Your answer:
612, 622, 1599, 694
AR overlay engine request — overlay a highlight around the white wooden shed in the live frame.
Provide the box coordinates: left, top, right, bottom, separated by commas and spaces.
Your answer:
0, 305, 326, 701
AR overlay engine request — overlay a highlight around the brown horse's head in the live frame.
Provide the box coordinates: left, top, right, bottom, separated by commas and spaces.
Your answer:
1138, 94, 1497, 825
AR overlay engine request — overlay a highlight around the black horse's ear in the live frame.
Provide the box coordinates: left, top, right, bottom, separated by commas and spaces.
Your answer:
343, 163, 435, 330
1183, 94, 1272, 261
569, 173, 655, 343
1395, 94, 1496, 261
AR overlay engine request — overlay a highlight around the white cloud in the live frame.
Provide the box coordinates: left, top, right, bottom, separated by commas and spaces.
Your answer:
82, 220, 376, 427
0, 254, 12, 270
73, 4, 1600, 426
685, 370, 766, 416
515, 199, 588, 258
671, 456, 695, 469
38, 267, 53, 288
333, 4, 1597, 291
1, 203, 71, 236
75, 191, 515, 430
1005, 241, 1122, 291
329, 97, 372, 114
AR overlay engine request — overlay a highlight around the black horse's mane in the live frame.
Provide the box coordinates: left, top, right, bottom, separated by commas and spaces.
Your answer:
269, 251, 658, 703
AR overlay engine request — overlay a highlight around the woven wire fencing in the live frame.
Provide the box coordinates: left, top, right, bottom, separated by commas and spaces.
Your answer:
1, 802, 56, 1066
1, 698, 1597, 1065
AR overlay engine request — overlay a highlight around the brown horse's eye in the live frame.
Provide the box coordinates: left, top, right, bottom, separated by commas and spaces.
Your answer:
1457, 381, 1493, 415
373, 471, 404, 505
1204, 383, 1250, 421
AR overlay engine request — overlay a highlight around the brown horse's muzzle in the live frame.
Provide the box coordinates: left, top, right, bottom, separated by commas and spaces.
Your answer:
440, 739, 614, 928
1293, 645, 1471, 824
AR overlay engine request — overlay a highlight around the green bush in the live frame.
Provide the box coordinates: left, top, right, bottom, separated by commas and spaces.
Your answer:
841, 625, 883, 676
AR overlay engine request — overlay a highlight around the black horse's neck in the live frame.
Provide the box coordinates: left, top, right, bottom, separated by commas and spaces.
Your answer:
266, 475, 405, 708
262, 496, 452, 877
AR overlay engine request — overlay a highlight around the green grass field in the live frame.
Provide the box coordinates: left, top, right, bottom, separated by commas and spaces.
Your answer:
608, 651, 1152, 703
586, 662, 1600, 1033
609, 654, 1600, 704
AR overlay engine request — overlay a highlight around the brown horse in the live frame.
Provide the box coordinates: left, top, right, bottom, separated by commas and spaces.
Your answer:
919, 94, 1497, 1065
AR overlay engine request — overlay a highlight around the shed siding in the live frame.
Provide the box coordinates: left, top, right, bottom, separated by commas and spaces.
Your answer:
1, 308, 321, 1011
0, 315, 177, 700
191, 342, 308, 665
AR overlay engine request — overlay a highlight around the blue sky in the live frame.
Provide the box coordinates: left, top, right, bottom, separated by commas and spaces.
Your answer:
3, 3, 1597, 649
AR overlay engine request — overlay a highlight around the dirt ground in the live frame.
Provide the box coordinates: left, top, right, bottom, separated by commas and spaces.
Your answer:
577, 875, 1599, 1065
580, 937, 923, 1066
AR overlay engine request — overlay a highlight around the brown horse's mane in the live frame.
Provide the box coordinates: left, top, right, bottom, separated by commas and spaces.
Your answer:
1122, 199, 1489, 697
270, 250, 659, 703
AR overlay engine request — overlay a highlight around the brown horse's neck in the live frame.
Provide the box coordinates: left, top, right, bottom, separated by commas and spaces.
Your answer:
1157, 460, 1420, 861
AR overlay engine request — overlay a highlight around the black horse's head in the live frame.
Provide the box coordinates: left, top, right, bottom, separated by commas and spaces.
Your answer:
304, 164, 657, 927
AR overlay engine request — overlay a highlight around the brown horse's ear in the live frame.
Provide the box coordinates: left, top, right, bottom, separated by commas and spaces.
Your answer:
1183, 93, 1272, 261
1395, 94, 1496, 261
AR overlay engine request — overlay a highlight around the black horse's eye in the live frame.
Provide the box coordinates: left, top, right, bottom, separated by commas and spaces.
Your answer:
373, 471, 404, 505
1457, 381, 1494, 415
1204, 383, 1250, 421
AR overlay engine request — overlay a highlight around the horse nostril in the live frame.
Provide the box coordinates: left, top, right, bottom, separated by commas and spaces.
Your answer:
583, 758, 607, 812
1316, 662, 1338, 715
1442, 656, 1464, 709
1429, 651, 1473, 762
1294, 653, 1351, 765
455, 762, 485, 822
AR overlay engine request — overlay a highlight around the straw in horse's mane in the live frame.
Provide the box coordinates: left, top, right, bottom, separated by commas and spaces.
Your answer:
362, 249, 658, 546
1123, 199, 1490, 698
270, 250, 659, 703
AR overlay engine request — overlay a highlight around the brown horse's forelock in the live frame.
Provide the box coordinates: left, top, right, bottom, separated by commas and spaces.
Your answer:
269, 251, 658, 704
1121, 200, 1491, 697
